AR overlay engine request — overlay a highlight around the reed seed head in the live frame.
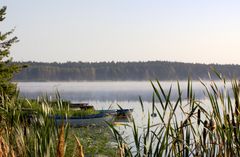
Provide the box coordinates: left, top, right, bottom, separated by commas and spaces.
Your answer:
197, 109, 201, 126
202, 120, 208, 146
209, 118, 216, 131
204, 120, 208, 128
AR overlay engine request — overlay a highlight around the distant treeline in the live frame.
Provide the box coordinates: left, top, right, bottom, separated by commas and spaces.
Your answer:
13, 61, 240, 81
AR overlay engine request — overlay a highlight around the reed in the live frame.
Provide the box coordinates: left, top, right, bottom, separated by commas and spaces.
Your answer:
0, 136, 9, 157
0, 94, 64, 157
0, 93, 115, 157
108, 72, 240, 156
74, 135, 84, 157
56, 124, 65, 157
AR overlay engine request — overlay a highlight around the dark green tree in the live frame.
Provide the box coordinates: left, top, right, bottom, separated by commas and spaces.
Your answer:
0, 6, 22, 97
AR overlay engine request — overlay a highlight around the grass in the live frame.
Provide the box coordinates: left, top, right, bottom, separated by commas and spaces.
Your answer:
0, 94, 116, 157
2, 71, 240, 156
65, 126, 116, 156
54, 108, 99, 117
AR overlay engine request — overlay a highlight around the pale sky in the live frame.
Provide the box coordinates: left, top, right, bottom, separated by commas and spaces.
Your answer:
1, 0, 240, 64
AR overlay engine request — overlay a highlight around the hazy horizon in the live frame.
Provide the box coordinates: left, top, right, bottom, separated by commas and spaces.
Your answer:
12, 60, 240, 66
1, 1, 240, 64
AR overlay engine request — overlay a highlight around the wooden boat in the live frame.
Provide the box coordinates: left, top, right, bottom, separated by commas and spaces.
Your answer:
98, 109, 117, 115
98, 108, 133, 119
54, 113, 114, 127
70, 103, 133, 119
116, 109, 133, 118
70, 102, 94, 110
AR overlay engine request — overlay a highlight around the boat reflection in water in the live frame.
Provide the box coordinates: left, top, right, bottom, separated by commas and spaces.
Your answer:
54, 102, 133, 127
54, 113, 113, 127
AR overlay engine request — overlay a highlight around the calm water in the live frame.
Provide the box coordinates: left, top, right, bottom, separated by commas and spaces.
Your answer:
17, 81, 232, 148
17, 81, 220, 102
17, 81, 231, 123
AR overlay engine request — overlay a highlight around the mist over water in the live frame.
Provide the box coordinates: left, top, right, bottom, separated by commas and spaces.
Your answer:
17, 81, 230, 102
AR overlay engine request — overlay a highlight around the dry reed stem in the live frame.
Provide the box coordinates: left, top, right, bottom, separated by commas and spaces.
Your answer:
0, 138, 3, 157
74, 135, 84, 157
10, 147, 15, 157
57, 124, 65, 157
116, 143, 125, 157
0, 136, 9, 157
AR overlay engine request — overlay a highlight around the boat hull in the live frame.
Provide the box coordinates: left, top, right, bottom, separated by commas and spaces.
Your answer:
54, 114, 113, 127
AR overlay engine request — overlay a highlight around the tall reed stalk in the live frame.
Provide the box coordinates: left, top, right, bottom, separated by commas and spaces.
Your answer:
109, 72, 240, 156
0, 94, 68, 157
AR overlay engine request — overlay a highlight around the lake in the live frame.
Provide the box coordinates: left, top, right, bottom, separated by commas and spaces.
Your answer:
17, 80, 233, 150
17, 80, 231, 124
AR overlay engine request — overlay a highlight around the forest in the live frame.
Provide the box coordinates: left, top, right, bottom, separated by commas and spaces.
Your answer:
13, 61, 240, 81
